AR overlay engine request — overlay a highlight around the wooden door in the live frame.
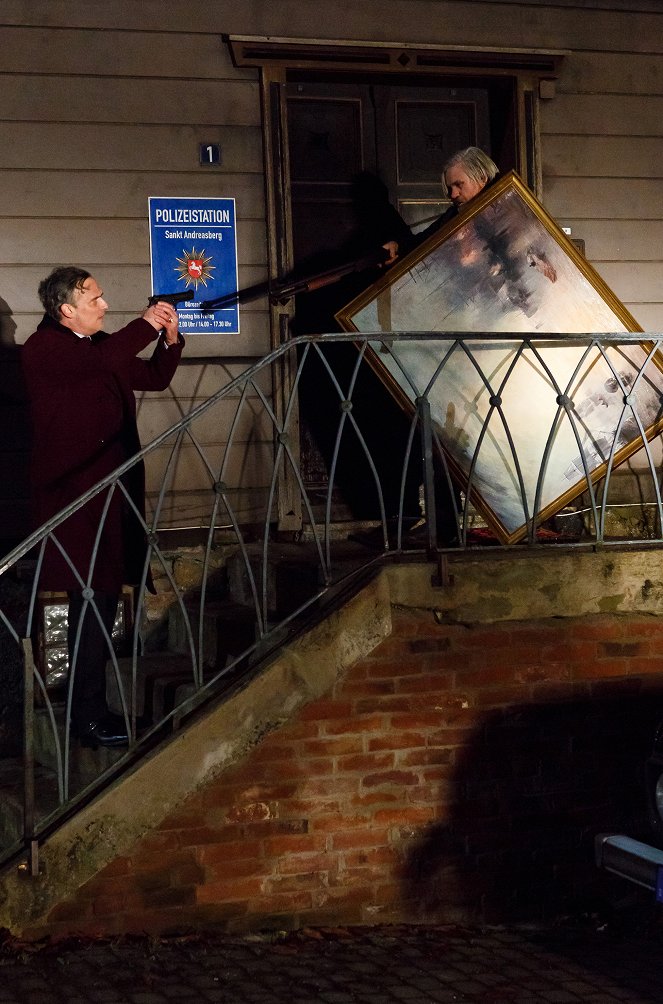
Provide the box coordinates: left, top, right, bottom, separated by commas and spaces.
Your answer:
285, 79, 494, 520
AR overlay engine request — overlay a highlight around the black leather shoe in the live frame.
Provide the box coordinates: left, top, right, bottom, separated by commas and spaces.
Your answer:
76, 719, 129, 749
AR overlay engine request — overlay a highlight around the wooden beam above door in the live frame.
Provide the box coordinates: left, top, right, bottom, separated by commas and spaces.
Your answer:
226, 35, 567, 78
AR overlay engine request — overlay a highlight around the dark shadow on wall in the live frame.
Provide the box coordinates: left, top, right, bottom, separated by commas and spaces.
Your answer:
0, 297, 32, 757
0, 297, 31, 552
402, 689, 663, 927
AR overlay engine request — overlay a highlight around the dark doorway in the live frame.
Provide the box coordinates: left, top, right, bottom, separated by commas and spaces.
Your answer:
287, 74, 518, 266
286, 73, 520, 520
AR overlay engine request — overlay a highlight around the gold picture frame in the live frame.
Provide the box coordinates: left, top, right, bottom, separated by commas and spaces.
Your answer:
335, 171, 663, 543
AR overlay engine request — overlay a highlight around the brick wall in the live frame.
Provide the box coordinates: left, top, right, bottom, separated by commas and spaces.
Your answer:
35, 609, 663, 938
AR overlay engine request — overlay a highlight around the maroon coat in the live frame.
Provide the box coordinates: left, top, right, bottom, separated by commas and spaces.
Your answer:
22, 315, 183, 593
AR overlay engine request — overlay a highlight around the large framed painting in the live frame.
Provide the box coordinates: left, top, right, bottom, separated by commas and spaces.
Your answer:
335, 171, 663, 543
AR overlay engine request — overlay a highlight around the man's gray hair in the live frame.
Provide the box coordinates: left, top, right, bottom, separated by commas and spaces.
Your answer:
38, 266, 91, 322
441, 147, 499, 198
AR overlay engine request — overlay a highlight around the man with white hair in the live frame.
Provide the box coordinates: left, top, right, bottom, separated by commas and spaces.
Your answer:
414, 146, 501, 251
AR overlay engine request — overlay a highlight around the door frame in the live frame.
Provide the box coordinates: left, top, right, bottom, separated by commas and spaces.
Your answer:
227, 36, 566, 529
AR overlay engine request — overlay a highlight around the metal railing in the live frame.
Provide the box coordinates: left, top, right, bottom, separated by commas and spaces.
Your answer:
2, 330, 663, 870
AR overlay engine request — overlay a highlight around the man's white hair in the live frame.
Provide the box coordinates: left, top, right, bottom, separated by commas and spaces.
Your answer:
441, 146, 499, 198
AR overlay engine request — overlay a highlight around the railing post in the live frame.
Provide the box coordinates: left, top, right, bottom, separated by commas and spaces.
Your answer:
416, 395, 437, 551
21, 637, 39, 876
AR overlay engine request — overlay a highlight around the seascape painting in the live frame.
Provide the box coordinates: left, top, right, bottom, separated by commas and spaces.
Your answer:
336, 172, 663, 541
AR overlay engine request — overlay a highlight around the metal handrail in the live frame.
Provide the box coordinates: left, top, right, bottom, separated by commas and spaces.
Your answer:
1, 330, 662, 869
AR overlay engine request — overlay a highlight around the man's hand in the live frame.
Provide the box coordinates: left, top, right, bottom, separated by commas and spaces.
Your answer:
382, 241, 399, 266
143, 301, 180, 344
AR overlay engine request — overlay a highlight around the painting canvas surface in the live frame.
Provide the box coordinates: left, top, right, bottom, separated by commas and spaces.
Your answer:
336, 172, 663, 542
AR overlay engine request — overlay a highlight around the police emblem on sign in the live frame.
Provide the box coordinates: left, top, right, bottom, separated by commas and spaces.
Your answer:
175, 247, 216, 292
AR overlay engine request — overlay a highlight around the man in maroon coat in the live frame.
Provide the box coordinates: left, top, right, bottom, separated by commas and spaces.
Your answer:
23, 266, 184, 748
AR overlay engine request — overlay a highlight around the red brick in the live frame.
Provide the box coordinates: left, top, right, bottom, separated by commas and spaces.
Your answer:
626, 659, 663, 677
472, 686, 531, 706
396, 748, 453, 768
330, 828, 386, 850
301, 777, 359, 798
364, 657, 420, 679
263, 872, 330, 894
600, 640, 647, 658
247, 890, 313, 914
227, 801, 273, 824
324, 713, 387, 735
240, 819, 308, 837
368, 732, 427, 751
196, 877, 265, 903
394, 673, 453, 694
298, 699, 354, 720
406, 783, 452, 804
373, 807, 437, 827
366, 657, 428, 677
340, 679, 396, 696
197, 839, 263, 865
263, 833, 327, 856
349, 792, 399, 808
141, 885, 197, 909
529, 681, 586, 703
337, 752, 394, 772
459, 665, 527, 687
97, 856, 131, 878
426, 726, 477, 746
355, 698, 417, 714
513, 663, 573, 685
279, 797, 341, 816
278, 851, 335, 875
343, 846, 397, 868
363, 770, 419, 788
573, 658, 628, 679
92, 892, 140, 917
568, 618, 628, 640
202, 857, 267, 882
303, 736, 365, 757
389, 712, 444, 730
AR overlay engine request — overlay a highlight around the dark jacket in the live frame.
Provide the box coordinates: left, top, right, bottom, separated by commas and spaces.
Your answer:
22, 315, 183, 592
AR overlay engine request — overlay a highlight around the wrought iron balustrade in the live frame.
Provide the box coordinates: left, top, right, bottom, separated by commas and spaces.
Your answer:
1, 329, 663, 871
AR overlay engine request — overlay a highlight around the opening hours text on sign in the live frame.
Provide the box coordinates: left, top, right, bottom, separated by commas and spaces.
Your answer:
148, 197, 240, 335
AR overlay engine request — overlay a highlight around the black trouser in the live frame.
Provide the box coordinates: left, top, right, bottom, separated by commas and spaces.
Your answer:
67, 590, 118, 729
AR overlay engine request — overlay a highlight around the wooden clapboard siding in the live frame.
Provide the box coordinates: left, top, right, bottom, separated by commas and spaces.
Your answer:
0, 26, 253, 79
557, 51, 663, 94
0, 219, 266, 270
543, 136, 663, 179
136, 399, 277, 451
0, 123, 263, 173
0, 13, 270, 538
2, 0, 663, 537
539, 12, 663, 337
543, 94, 663, 137
143, 441, 275, 498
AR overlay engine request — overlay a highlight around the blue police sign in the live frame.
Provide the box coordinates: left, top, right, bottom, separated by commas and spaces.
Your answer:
148, 197, 239, 335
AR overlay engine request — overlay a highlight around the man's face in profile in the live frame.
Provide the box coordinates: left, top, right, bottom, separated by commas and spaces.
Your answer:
444, 165, 486, 208
62, 277, 109, 337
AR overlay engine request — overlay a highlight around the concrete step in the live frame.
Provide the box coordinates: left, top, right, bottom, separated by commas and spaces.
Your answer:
167, 598, 257, 669
105, 652, 194, 723
226, 543, 323, 618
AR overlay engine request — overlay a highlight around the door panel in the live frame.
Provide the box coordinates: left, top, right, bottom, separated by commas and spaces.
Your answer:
375, 85, 490, 232
285, 79, 493, 517
287, 84, 376, 264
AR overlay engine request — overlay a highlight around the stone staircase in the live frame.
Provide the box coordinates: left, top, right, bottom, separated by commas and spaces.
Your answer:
0, 533, 382, 865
